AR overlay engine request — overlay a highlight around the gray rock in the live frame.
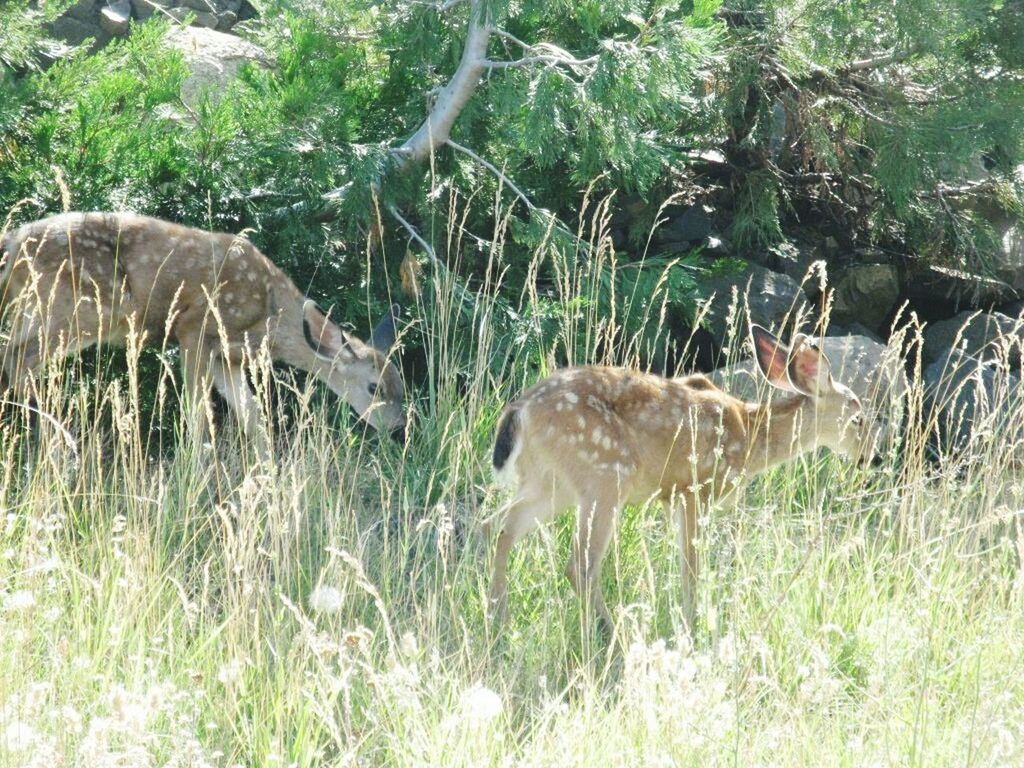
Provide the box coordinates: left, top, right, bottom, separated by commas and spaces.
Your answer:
922, 311, 1024, 368
216, 9, 238, 29
180, 0, 216, 10
67, 0, 99, 22
768, 241, 824, 295
192, 11, 220, 28
924, 349, 1022, 456
709, 334, 909, 454
164, 26, 271, 106
905, 263, 1016, 308
658, 205, 714, 245
99, 0, 132, 35
48, 16, 112, 47
166, 7, 193, 22
830, 264, 900, 334
130, 0, 173, 20
696, 261, 811, 348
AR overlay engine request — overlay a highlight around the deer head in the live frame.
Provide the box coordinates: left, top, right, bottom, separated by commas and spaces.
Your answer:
302, 301, 406, 439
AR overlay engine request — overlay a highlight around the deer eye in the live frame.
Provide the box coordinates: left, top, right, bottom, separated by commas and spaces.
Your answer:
367, 382, 378, 397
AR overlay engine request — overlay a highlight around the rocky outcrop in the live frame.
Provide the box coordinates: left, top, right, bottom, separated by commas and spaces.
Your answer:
695, 260, 811, 347
166, 26, 270, 106
921, 311, 1024, 368
924, 349, 1022, 456
50, 0, 255, 50
829, 264, 900, 335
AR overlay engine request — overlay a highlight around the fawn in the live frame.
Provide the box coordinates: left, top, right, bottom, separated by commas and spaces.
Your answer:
489, 325, 872, 632
0, 212, 405, 440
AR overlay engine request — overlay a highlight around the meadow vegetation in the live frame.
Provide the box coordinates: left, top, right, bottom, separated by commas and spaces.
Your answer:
2, 0, 1024, 764
0, 210, 1022, 766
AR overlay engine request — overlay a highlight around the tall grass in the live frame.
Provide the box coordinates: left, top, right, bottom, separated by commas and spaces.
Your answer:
0, 203, 1023, 767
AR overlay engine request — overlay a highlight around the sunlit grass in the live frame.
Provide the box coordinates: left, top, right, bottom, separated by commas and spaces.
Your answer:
0, 205, 1023, 766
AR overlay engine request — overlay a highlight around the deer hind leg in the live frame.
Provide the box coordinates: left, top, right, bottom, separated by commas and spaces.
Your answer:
566, 487, 620, 635
1, 283, 107, 400
488, 475, 567, 626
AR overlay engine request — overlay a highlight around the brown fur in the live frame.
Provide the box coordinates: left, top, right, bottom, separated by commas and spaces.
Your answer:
0, 212, 405, 437
489, 329, 871, 634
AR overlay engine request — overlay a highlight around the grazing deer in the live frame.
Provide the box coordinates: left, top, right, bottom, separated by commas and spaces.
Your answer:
0, 212, 406, 440
489, 326, 872, 633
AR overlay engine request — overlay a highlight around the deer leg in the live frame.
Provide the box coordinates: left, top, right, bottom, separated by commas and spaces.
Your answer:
174, 325, 217, 444
209, 359, 259, 437
673, 485, 714, 632
488, 480, 565, 626
565, 493, 618, 635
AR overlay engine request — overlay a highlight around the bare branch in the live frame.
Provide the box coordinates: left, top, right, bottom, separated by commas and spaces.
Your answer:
396, 0, 493, 171
386, 203, 440, 267
446, 139, 535, 210
483, 54, 598, 70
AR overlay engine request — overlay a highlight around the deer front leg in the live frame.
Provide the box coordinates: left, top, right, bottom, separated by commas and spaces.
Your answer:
566, 494, 618, 636
673, 485, 710, 632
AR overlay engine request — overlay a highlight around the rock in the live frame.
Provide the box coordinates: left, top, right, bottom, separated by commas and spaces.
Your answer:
657, 205, 714, 246
830, 264, 900, 334
180, 0, 216, 10
192, 11, 220, 28
904, 263, 1016, 309
130, 0, 174, 20
48, 16, 112, 47
767, 240, 824, 295
164, 26, 271, 106
67, 0, 99, 22
216, 9, 238, 29
99, 0, 132, 35
922, 310, 1024, 368
696, 261, 811, 350
709, 334, 909, 453
924, 349, 1022, 456
999, 299, 1024, 318
989, 216, 1024, 294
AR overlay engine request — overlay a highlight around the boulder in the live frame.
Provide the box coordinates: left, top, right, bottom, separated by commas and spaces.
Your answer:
99, 0, 132, 35
708, 334, 909, 454
766, 240, 824, 296
921, 310, 1024, 368
129, 0, 172, 22
830, 264, 900, 334
164, 26, 270, 106
657, 205, 715, 246
48, 15, 111, 47
67, 0, 99, 22
903, 263, 1016, 309
924, 349, 1022, 456
696, 261, 811, 349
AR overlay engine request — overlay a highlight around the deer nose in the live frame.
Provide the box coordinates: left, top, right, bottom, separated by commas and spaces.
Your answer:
391, 424, 406, 444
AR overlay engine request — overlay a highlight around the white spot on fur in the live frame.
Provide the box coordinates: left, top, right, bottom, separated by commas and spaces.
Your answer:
564, 392, 578, 404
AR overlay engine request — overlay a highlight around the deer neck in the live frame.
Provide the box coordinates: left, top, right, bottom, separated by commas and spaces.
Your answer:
742, 394, 819, 475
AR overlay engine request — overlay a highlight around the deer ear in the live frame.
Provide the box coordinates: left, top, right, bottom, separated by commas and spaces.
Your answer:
303, 300, 351, 362
786, 336, 832, 397
751, 324, 799, 393
370, 303, 400, 353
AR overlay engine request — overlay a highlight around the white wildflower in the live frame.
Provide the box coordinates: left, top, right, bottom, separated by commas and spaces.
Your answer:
460, 684, 503, 725
60, 704, 84, 735
309, 585, 344, 615
217, 658, 245, 686
3, 720, 37, 753
3, 590, 36, 613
